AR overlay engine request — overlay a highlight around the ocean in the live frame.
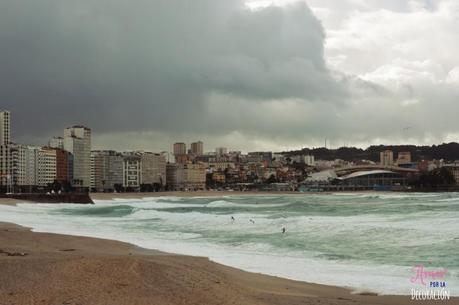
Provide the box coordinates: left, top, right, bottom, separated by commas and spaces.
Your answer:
1, 192, 458, 296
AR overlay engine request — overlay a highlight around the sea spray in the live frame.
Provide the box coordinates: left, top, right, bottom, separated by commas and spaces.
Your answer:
1, 192, 458, 296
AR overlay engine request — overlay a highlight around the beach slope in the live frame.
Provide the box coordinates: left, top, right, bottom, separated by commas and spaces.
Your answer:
0, 222, 453, 305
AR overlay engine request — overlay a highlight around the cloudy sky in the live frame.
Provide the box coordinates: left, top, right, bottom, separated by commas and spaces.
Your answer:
2, 0, 459, 153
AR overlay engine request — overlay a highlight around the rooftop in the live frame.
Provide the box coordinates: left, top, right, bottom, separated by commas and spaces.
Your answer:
341, 170, 399, 180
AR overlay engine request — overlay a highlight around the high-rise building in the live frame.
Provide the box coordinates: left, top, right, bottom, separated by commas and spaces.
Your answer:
0, 145, 12, 189
190, 141, 204, 156
0, 111, 12, 190
16, 145, 39, 188
37, 148, 57, 187
49, 137, 64, 149
91, 150, 124, 192
380, 150, 394, 167
215, 147, 227, 156
64, 126, 91, 188
173, 142, 187, 156
52, 148, 72, 184
140, 152, 166, 186
0, 110, 10, 146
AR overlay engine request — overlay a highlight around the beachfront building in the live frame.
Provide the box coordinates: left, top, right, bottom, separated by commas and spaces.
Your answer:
190, 141, 204, 156
37, 148, 57, 187
0, 110, 10, 146
14, 145, 70, 191
140, 152, 166, 188
54, 148, 71, 184
340, 170, 406, 189
0, 111, 12, 190
380, 150, 394, 167
91, 150, 124, 192
15, 145, 39, 189
123, 154, 141, 191
64, 126, 91, 188
166, 163, 206, 191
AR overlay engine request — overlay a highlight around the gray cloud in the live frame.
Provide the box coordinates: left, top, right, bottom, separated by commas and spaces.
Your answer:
3, 0, 458, 153
1, 0, 345, 148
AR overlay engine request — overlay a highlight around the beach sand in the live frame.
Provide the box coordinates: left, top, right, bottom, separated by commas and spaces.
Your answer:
0, 222, 454, 305
0, 198, 24, 206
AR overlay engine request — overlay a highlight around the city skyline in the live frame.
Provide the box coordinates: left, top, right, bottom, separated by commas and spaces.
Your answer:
1, 2, 459, 303
2, 1, 459, 152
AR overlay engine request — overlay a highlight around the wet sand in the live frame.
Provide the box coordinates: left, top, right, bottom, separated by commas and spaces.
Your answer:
0, 198, 23, 206
0, 222, 454, 305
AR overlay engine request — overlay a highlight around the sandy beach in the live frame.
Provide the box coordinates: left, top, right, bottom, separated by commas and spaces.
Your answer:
0, 222, 455, 305
0, 198, 24, 206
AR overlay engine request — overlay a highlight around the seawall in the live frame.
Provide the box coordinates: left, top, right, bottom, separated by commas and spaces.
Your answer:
1, 193, 94, 204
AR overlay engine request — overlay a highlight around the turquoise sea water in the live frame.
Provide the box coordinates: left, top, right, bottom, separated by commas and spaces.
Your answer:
0, 192, 458, 295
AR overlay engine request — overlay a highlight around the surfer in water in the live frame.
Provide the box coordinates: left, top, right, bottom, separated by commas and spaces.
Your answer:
231, 216, 235, 223
249, 219, 255, 224
282, 227, 286, 234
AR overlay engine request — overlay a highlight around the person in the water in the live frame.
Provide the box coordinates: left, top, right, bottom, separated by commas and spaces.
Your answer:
231, 216, 235, 223
282, 227, 286, 234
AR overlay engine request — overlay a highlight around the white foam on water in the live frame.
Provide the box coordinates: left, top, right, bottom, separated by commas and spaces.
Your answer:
0, 194, 458, 296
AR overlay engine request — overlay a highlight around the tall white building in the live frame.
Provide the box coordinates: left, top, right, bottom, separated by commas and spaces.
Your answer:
0, 110, 10, 146
16, 145, 39, 188
0, 111, 12, 189
123, 154, 141, 190
37, 148, 57, 187
64, 126, 91, 188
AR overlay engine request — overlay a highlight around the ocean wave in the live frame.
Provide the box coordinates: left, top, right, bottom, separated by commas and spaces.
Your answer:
1, 193, 459, 296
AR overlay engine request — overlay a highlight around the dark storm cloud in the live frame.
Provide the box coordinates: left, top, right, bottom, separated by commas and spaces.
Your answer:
0, 0, 344, 143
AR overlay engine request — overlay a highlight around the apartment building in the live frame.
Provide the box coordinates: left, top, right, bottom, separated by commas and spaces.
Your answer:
123, 154, 141, 190
166, 163, 206, 191
140, 152, 166, 187
37, 148, 57, 186
190, 141, 204, 156
0, 110, 10, 146
64, 126, 91, 188
91, 150, 124, 192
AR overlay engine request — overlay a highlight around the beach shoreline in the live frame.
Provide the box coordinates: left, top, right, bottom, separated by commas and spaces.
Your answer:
90, 190, 379, 201
0, 221, 454, 305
